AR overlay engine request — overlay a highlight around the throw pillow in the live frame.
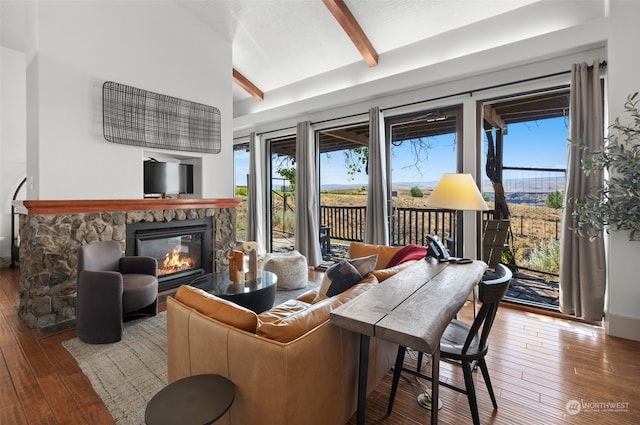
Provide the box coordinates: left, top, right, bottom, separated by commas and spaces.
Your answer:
349, 242, 402, 269
326, 260, 363, 297
348, 254, 378, 277
313, 260, 363, 303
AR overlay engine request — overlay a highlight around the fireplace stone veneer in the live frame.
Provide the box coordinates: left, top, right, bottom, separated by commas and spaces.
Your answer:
14, 198, 239, 329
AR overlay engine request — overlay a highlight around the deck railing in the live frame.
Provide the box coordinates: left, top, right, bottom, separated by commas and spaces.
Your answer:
320, 205, 494, 250
320, 205, 366, 242
389, 207, 457, 247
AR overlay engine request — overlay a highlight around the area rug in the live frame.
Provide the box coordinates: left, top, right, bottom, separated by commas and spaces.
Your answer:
62, 313, 168, 425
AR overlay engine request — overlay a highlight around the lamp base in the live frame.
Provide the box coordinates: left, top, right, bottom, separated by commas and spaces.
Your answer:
417, 390, 443, 410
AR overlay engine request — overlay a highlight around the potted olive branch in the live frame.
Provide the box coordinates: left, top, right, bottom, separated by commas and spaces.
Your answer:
572, 92, 640, 241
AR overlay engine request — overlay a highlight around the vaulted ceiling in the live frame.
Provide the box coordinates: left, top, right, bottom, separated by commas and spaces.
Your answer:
2, 0, 570, 158
182, 0, 541, 102
1, 0, 544, 103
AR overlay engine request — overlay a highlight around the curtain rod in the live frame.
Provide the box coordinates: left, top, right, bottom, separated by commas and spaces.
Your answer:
234, 61, 607, 141
383, 60, 607, 113
233, 110, 369, 141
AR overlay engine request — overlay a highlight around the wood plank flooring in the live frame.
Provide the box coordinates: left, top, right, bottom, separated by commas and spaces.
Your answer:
2, 265, 639, 424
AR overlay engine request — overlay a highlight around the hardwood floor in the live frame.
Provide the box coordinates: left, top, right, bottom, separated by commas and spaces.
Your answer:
1, 265, 639, 424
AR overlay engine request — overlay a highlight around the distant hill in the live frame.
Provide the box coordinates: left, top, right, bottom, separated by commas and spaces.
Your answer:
321, 183, 368, 191
322, 176, 565, 193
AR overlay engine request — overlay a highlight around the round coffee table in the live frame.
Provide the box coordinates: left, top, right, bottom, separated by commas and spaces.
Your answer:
189, 270, 277, 313
145, 374, 234, 425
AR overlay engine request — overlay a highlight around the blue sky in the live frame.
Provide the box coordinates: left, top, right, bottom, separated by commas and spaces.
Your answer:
234, 116, 569, 188
501, 116, 569, 169
317, 116, 569, 187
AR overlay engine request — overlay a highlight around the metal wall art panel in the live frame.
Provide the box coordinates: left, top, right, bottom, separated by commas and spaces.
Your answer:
102, 81, 221, 154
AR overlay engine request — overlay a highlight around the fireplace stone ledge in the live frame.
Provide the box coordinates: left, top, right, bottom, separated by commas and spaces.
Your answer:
15, 199, 238, 329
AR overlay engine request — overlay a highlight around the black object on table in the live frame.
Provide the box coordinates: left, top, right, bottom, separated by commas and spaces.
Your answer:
320, 224, 331, 254
145, 374, 234, 425
189, 270, 277, 314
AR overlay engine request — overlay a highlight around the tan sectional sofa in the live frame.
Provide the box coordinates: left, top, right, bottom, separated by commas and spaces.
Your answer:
166, 242, 421, 425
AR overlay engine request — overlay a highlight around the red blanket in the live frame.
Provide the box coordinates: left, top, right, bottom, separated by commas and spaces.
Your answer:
386, 244, 428, 268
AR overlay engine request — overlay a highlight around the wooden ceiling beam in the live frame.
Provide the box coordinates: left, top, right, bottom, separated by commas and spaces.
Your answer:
322, 128, 369, 146
233, 68, 264, 101
483, 104, 507, 131
322, 0, 378, 67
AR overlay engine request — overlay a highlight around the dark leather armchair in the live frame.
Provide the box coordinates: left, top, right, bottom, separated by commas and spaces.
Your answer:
76, 240, 158, 343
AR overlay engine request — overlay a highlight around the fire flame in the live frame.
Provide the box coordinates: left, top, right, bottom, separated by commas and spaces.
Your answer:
160, 248, 194, 275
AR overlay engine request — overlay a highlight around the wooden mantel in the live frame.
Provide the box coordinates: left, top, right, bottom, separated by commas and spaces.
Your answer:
13, 198, 240, 215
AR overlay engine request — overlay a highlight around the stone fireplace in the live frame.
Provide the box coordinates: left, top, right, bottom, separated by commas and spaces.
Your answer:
14, 198, 239, 329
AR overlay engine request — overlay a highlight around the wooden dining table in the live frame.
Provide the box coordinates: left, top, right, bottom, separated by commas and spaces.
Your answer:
330, 258, 487, 424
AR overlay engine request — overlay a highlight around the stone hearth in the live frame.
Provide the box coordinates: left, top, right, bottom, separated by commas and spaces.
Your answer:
14, 199, 239, 329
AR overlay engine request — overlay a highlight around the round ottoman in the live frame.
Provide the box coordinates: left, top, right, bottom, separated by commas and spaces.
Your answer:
263, 251, 308, 290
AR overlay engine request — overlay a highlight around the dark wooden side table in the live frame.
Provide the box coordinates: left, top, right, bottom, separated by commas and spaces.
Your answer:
189, 270, 277, 314
145, 374, 235, 425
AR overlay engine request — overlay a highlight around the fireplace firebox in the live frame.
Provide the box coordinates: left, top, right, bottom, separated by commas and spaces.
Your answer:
126, 218, 213, 292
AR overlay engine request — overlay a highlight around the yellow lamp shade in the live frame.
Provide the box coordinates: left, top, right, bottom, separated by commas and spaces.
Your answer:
424, 173, 489, 211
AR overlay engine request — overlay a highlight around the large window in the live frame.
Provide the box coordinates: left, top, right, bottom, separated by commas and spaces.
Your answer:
481, 88, 570, 309
387, 106, 462, 251
318, 122, 369, 255
269, 135, 297, 252
233, 142, 249, 241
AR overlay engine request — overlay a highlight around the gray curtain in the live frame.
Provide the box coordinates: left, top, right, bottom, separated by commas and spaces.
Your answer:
295, 121, 322, 266
560, 60, 606, 321
247, 132, 265, 254
364, 107, 389, 245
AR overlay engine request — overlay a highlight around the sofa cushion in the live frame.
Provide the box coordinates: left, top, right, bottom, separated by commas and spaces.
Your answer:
258, 299, 311, 324
333, 273, 377, 302
295, 288, 319, 304
349, 242, 403, 269
257, 274, 378, 343
174, 285, 259, 333
372, 261, 417, 282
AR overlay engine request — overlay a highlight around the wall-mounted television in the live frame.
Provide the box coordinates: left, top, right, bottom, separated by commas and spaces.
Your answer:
144, 160, 193, 196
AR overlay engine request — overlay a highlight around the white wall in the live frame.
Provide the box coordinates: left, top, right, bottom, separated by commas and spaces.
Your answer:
0, 47, 27, 258
603, 0, 640, 341
25, 1, 233, 200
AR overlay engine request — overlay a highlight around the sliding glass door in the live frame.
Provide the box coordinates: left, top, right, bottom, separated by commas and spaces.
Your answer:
233, 142, 249, 242
268, 135, 297, 253
386, 106, 462, 253
317, 122, 369, 259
